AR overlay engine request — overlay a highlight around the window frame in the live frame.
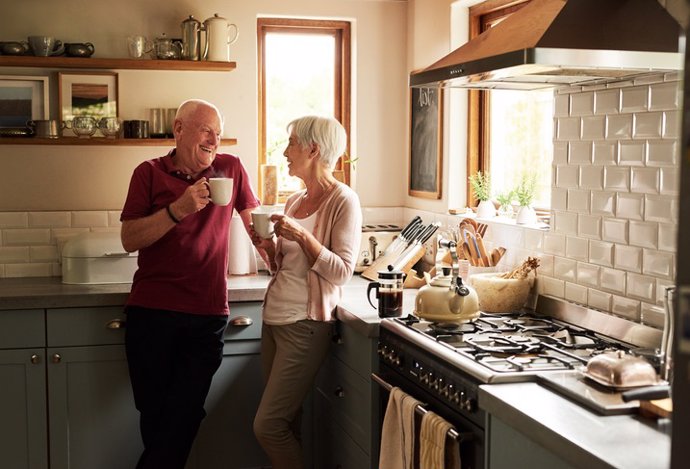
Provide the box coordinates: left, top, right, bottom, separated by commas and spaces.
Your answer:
466, 0, 532, 206
257, 18, 351, 201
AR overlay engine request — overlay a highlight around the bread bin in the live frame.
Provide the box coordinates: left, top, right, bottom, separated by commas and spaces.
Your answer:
584, 351, 661, 389
62, 232, 137, 284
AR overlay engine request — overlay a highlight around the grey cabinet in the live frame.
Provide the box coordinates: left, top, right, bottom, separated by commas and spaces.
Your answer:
0, 309, 48, 469
186, 301, 270, 469
312, 320, 379, 469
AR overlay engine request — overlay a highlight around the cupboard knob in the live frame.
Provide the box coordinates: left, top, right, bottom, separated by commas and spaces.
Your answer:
334, 386, 345, 398
106, 319, 126, 329
30, 354, 40, 364
230, 316, 253, 327
52, 353, 62, 364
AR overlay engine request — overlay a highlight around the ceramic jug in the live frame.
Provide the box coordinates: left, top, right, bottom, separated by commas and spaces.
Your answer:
203, 13, 238, 62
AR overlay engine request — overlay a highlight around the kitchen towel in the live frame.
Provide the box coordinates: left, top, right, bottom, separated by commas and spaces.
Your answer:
420, 410, 461, 469
379, 386, 421, 469
228, 215, 258, 275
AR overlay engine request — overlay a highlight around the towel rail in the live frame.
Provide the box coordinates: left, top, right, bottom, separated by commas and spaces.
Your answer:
372, 372, 473, 443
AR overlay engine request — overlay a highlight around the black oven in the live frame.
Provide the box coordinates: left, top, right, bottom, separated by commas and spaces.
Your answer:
373, 324, 485, 469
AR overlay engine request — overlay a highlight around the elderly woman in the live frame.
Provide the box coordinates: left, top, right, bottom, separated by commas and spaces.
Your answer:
251, 115, 362, 469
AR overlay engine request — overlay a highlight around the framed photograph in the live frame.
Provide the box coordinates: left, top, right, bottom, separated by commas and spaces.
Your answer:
409, 87, 443, 199
0, 75, 49, 128
59, 71, 118, 136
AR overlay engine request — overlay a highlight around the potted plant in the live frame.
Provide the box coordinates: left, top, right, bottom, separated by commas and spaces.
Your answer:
495, 189, 515, 218
468, 171, 495, 218
514, 173, 538, 225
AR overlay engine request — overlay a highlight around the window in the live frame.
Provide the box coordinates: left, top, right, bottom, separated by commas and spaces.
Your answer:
257, 18, 351, 200
468, 1, 553, 212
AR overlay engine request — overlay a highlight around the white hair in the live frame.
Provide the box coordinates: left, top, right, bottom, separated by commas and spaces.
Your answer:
287, 116, 347, 169
175, 99, 224, 127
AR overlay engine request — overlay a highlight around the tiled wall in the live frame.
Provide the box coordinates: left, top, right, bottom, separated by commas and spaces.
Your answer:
404, 72, 681, 331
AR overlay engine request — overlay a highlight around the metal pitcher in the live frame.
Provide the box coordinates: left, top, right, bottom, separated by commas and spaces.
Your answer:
181, 15, 202, 60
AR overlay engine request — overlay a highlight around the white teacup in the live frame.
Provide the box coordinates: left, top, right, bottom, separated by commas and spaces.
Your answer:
208, 177, 233, 206
251, 208, 276, 239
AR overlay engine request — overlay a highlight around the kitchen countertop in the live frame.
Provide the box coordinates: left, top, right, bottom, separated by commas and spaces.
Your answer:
479, 382, 671, 469
0, 274, 672, 468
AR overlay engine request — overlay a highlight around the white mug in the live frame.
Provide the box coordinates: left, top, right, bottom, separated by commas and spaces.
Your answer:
251, 209, 275, 239
208, 177, 233, 206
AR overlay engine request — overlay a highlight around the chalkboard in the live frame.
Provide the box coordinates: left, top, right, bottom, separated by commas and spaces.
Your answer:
409, 87, 442, 199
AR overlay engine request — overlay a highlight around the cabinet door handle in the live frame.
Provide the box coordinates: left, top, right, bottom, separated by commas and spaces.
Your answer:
30, 354, 41, 365
230, 315, 253, 327
52, 353, 62, 364
106, 319, 126, 329
334, 386, 345, 398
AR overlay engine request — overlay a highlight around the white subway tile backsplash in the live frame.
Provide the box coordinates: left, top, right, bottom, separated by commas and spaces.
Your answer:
614, 244, 642, 273
630, 167, 659, 194
579, 166, 603, 190
600, 267, 626, 294
569, 141, 592, 164
567, 236, 589, 261
541, 276, 565, 298
571, 92, 594, 116
644, 194, 677, 223
606, 114, 633, 139
4, 229, 51, 246
523, 229, 544, 250
553, 256, 577, 281
565, 282, 588, 305
611, 295, 641, 321
588, 289, 612, 311
72, 211, 109, 228
646, 140, 677, 166
642, 249, 674, 279
0, 212, 29, 228
555, 165, 579, 188
581, 116, 606, 140
626, 273, 656, 302
658, 223, 677, 252
591, 191, 616, 216
615, 193, 644, 220
553, 211, 578, 235
554, 93, 570, 117
552, 188, 568, 211
618, 141, 646, 165
28, 212, 72, 228
663, 110, 681, 138
603, 167, 630, 191
108, 211, 123, 227
30, 245, 59, 263
628, 221, 658, 249
553, 141, 568, 164
650, 82, 680, 110
5, 263, 53, 278
0, 246, 30, 263
602, 218, 628, 243
634, 112, 664, 139
543, 232, 566, 255
576, 262, 600, 287
567, 189, 590, 212
589, 240, 614, 267
621, 86, 648, 112
557, 117, 581, 140
640, 303, 665, 329
660, 167, 679, 195
592, 142, 617, 165
577, 215, 601, 239
594, 89, 620, 115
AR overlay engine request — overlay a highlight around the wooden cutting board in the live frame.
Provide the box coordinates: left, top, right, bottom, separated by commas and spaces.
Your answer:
639, 398, 672, 419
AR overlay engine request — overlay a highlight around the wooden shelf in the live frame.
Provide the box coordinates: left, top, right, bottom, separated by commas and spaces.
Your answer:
0, 137, 237, 146
0, 56, 236, 71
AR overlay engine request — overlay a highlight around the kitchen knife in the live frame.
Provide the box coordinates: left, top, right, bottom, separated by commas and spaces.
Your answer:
384, 216, 422, 255
392, 222, 439, 271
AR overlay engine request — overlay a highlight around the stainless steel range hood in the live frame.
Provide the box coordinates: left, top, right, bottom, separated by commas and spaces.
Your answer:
410, 0, 684, 90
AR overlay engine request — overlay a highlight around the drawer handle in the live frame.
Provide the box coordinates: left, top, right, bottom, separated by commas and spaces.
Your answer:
52, 353, 62, 364
106, 319, 126, 329
334, 386, 345, 398
31, 354, 41, 365
230, 315, 253, 327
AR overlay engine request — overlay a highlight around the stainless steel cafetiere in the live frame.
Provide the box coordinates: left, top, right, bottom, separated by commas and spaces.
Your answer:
181, 15, 202, 60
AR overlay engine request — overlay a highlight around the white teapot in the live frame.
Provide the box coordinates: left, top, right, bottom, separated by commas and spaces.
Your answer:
414, 239, 479, 323
203, 13, 239, 62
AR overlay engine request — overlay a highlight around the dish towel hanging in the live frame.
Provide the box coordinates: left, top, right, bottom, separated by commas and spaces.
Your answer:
420, 410, 461, 469
379, 386, 421, 469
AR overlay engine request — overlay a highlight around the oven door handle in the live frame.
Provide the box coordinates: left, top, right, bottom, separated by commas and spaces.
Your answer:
371, 373, 473, 443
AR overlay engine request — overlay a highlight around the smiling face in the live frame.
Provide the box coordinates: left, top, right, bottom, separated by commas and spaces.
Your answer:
283, 132, 315, 180
173, 102, 223, 174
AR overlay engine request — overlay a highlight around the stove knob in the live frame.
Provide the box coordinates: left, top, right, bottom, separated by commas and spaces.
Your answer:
438, 378, 448, 397
420, 371, 429, 385
459, 391, 476, 412
448, 384, 460, 404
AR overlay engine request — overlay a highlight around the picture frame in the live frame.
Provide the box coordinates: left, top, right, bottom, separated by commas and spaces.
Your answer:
408, 86, 443, 199
0, 75, 49, 128
59, 71, 118, 136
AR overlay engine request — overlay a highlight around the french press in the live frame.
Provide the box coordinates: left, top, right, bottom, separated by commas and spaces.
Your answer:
367, 265, 405, 318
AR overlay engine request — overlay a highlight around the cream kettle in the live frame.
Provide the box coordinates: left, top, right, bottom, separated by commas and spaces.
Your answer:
203, 13, 239, 62
414, 271, 480, 323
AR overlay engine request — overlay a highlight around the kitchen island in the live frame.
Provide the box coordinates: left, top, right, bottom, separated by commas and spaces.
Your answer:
0, 274, 673, 469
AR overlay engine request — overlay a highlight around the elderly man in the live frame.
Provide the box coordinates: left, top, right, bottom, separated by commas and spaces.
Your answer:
120, 99, 260, 469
